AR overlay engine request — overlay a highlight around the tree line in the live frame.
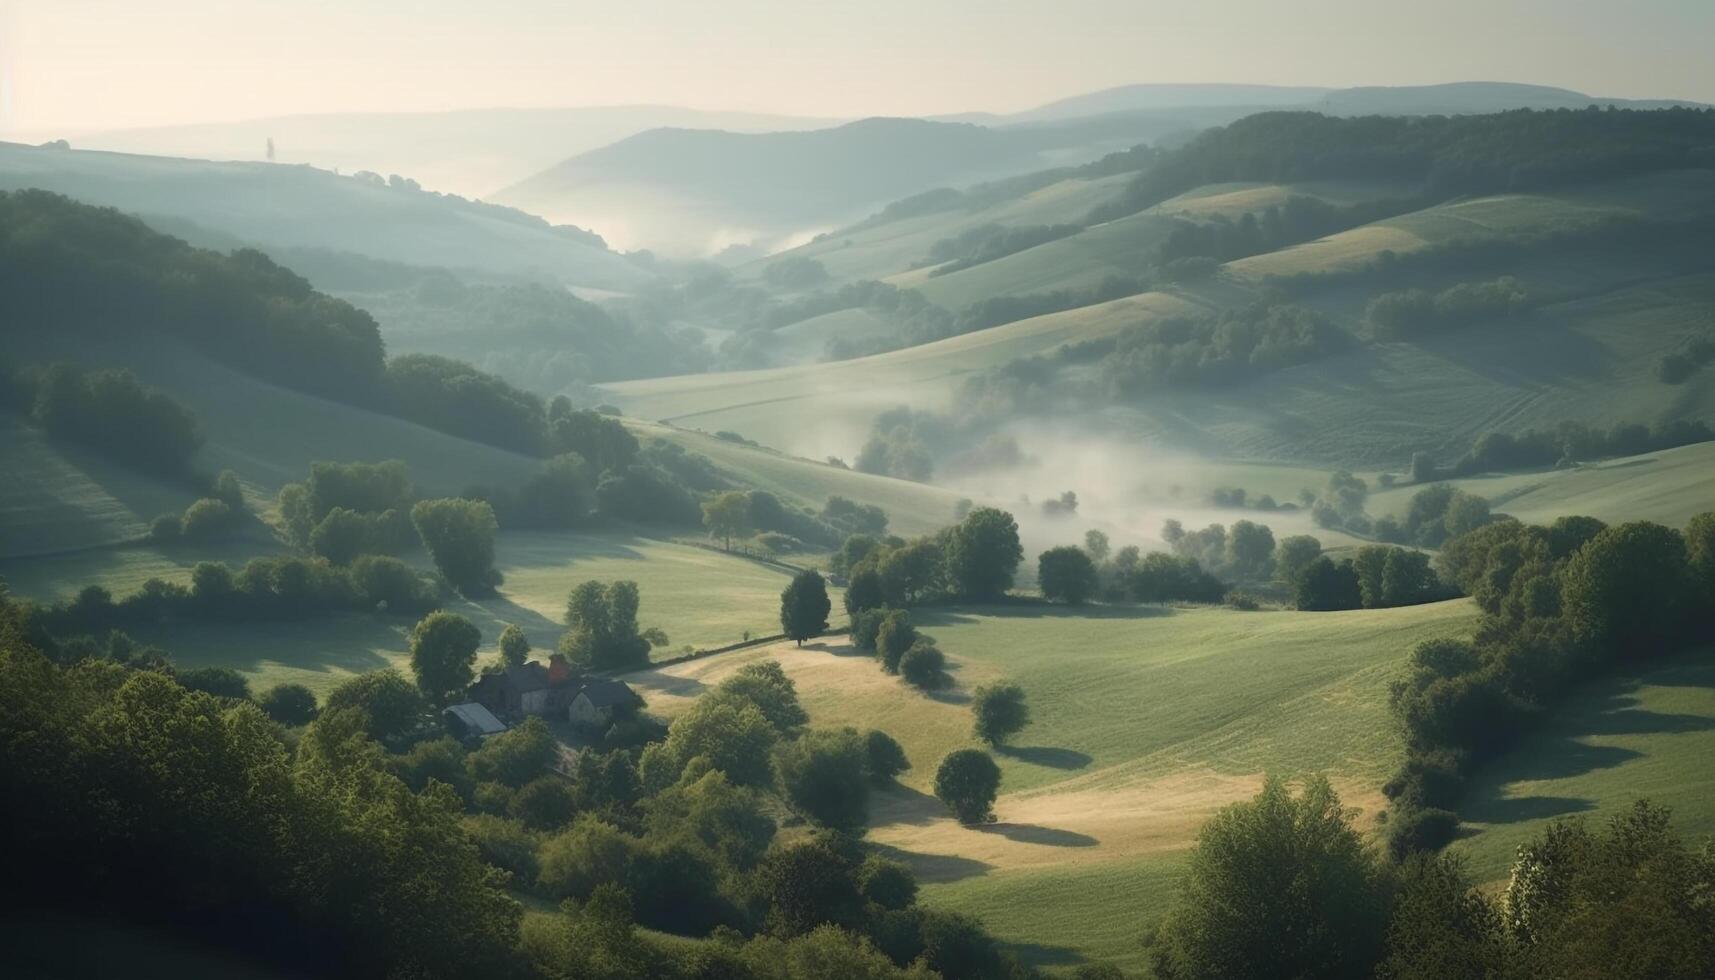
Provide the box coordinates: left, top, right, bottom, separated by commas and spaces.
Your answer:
1382, 510, 1715, 858
1091, 106, 1715, 224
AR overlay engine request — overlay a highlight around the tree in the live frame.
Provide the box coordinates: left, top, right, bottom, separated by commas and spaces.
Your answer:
843, 567, 886, 618
934, 749, 1001, 824
971, 683, 1029, 745
850, 608, 888, 652
257, 683, 319, 725
663, 696, 779, 788
410, 611, 481, 705
702, 491, 751, 551
1275, 534, 1323, 588
773, 728, 870, 830
1038, 546, 1098, 604
498, 623, 530, 668
1561, 521, 1690, 655
176, 665, 251, 700
758, 836, 862, 937
1225, 520, 1276, 580
1150, 776, 1391, 980
864, 730, 910, 785
717, 660, 808, 735
780, 570, 831, 646
945, 507, 1023, 600
1084, 529, 1111, 563
1376, 854, 1508, 980
411, 497, 500, 596
322, 668, 425, 739
874, 611, 918, 674
560, 580, 659, 671
1295, 556, 1362, 611
468, 716, 559, 787
510, 777, 578, 831
900, 639, 950, 690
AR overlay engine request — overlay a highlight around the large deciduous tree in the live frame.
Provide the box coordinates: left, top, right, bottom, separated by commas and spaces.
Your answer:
410, 611, 481, 705
780, 570, 831, 646
945, 507, 1023, 600
934, 749, 1001, 825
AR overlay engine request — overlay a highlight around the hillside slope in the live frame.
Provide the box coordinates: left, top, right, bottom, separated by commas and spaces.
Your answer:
600, 170, 1715, 465
0, 141, 647, 289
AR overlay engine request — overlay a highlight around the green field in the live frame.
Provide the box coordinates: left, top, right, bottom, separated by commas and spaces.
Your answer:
9, 531, 813, 699
601, 171, 1715, 467
628, 420, 966, 537
627, 599, 1479, 972
1370, 441, 1715, 529
1453, 648, 1715, 883
744, 172, 1137, 288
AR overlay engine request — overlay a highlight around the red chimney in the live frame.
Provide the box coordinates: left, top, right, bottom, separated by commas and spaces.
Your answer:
547, 654, 572, 685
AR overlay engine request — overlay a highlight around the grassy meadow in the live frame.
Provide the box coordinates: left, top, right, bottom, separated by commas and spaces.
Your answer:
627, 599, 1480, 971
1452, 648, 1715, 884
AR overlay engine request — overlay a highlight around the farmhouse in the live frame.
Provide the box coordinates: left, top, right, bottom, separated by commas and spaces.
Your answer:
570, 678, 640, 728
471, 661, 551, 718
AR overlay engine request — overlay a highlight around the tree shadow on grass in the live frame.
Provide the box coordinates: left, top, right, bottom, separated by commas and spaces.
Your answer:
1461, 795, 1597, 827
997, 745, 1094, 771
1000, 941, 1086, 967
915, 603, 1176, 628
977, 823, 1099, 848
867, 842, 993, 884
869, 784, 947, 828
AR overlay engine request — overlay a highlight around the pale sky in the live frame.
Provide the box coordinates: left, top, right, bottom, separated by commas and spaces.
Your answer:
3, 0, 1712, 136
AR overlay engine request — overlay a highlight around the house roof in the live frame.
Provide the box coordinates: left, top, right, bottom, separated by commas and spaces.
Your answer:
444, 702, 507, 736
501, 662, 550, 694
577, 678, 637, 709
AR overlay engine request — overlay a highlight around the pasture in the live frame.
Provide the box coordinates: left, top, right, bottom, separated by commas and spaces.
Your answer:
627, 598, 1479, 971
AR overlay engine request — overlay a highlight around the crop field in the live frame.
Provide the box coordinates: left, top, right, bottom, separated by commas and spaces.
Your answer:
626, 598, 1479, 971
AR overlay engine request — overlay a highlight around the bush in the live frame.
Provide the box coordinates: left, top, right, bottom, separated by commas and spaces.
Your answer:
864, 730, 910, 785
256, 683, 319, 725
850, 608, 889, 652
934, 749, 1001, 824
874, 611, 918, 674
1384, 807, 1461, 861
899, 639, 950, 691
970, 682, 1029, 745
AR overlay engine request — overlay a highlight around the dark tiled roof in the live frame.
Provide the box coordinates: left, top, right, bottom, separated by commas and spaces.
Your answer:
502, 662, 550, 694
578, 678, 636, 708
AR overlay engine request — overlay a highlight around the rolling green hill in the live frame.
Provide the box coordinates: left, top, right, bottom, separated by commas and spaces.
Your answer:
601, 170, 1715, 466
626, 599, 1479, 971
0, 141, 647, 289
1370, 440, 1715, 530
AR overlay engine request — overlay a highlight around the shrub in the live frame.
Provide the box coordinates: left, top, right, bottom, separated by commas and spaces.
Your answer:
874, 611, 918, 674
970, 682, 1029, 745
864, 730, 910, 785
510, 777, 579, 832
899, 639, 950, 690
